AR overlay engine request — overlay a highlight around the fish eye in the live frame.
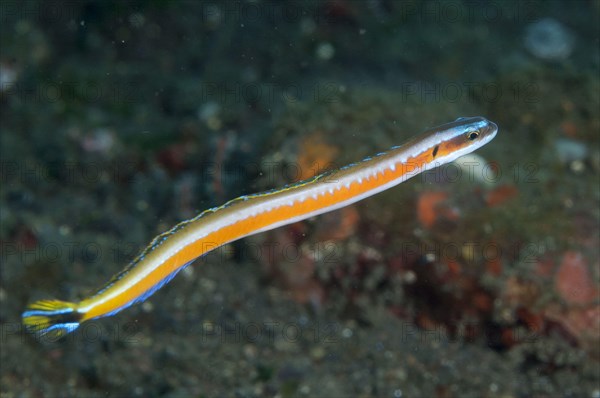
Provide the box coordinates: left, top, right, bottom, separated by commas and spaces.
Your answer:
467, 130, 480, 141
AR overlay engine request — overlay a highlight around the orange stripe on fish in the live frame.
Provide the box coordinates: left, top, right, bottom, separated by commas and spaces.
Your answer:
22, 117, 498, 337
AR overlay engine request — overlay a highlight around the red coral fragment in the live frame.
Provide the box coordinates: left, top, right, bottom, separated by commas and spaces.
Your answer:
485, 184, 518, 207
555, 251, 598, 305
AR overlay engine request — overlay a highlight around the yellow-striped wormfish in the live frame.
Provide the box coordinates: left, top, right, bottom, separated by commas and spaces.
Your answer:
22, 117, 498, 337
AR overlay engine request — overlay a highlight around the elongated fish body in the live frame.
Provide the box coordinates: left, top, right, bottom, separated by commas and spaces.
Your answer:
22, 117, 498, 337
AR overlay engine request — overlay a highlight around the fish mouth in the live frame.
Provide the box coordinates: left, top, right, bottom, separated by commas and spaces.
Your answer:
481, 119, 499, 141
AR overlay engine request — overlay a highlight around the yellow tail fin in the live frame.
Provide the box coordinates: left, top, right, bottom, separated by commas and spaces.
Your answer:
22, 299, 81, 337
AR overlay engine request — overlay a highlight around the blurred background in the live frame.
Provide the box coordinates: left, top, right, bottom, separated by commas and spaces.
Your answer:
1, 1, 598, 396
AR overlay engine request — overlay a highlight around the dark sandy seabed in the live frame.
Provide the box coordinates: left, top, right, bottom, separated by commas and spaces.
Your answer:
1, 1, 599, 397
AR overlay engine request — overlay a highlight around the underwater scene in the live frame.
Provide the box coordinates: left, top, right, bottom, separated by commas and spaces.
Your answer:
1, 1, 599, 396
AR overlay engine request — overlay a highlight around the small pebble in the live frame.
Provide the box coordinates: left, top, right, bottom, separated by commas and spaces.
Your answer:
524, 18, 574, 61
316, 42, 335, 61
310, 346, 325, 360
554, 137, 588, 164
454, 153, 495, 185
0, 62, 18, 93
